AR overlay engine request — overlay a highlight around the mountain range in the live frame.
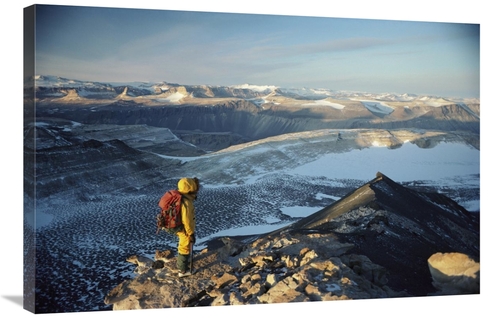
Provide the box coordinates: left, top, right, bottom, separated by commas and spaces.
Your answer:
26, 75, 480, 104
23, 75, 480, 313
26, 74, 479, 147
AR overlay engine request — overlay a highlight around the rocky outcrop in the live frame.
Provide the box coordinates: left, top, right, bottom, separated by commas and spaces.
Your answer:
59, 89, 84, 101
427, 252, 480, 295
282, 172, 480, 296
104, 232, 411, 310
105, 230, 482, 311
105, 231, 481, 310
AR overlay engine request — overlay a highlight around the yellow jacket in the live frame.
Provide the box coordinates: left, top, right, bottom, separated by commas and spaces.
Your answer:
177, 178, 197, 237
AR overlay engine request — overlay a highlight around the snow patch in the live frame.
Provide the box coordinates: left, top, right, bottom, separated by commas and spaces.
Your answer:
460, 200, 480, 212
265, 215, 282, 223
359, 100, 394, 115
280, 206, 321, 218
325, 283, 342, 292
316, 193, 340, 201
231, 84, 278, 92
371, 141, 386, 147
291, 142, 479, 183
200, 222, 295, 242
302, 99, 345, 109
156, 92, 185, 102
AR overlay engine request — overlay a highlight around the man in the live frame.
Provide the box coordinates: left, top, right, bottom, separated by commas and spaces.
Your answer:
176, 177, 199, 277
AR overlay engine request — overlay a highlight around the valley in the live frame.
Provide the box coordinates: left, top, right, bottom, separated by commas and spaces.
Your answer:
23, 76, 480, 312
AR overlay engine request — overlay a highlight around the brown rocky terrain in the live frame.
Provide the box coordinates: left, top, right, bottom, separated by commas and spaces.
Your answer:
104, 232, 411, 309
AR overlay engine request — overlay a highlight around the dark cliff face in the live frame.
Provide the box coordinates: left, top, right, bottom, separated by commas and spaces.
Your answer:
36, 100, 480, 143
28, 77, 480, 138
24, 128, 173, 201
281, 172, 480, 296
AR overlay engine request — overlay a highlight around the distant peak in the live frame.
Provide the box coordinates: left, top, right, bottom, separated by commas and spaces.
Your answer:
229, 84, 279, 92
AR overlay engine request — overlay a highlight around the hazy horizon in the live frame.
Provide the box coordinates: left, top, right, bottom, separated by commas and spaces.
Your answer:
31, 4, 479, 99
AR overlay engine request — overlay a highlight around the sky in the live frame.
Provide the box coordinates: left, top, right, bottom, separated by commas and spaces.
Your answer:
4, 1, 497, 318
31, 3, 480, 99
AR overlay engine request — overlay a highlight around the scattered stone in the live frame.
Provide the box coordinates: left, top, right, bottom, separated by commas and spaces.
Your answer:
221, 237, 246, 256
341, 254, 389, 286
151, 260, 164, 269
155, 250, 174, 262
265, 273, 279, 288
126, 255, 154, 274
126, 255, 153, 268
212, 272, 238, 289
104, 231, 476, 310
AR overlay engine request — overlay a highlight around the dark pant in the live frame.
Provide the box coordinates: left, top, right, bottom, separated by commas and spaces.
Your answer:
177, 253, 190, 272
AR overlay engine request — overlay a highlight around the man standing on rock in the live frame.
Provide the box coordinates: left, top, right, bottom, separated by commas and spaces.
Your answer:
176, 177, 199, 277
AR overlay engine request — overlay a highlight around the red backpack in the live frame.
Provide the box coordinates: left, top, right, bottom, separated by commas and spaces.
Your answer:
156, 190, 184, 234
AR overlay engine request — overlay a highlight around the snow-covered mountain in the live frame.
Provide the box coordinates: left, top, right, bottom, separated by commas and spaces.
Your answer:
26, 75, 480, 152
25, 75, 479, 105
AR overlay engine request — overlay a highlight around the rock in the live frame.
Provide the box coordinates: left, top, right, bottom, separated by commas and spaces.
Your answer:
250, 273, 262, 282
104, 281, 132, 306
310, 260, 338, 274
265, 273, 279, 288
151, 260, 164, 269
242, 282, 265, 300
282, 254, 300, 268
221, 237, 246, 256
258, 280, 309, 304
299, 248, 318, 266
229, 292, 245, 305
212, 293, 229, 306
304, 284, 322, 301
126, 255, 154, 275
212, 272, 238, 289
126, 255, 153, 268
155, 249, 174, 262
239, 253, 274, 268
103, 231, 445, 310
341, 254, 389, 286
427, 252, 480, 295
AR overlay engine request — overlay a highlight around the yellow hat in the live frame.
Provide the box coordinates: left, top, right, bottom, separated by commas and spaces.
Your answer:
177, 177, 199, 194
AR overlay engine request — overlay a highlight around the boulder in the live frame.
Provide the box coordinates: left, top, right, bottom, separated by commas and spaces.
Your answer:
427, 252, 480, 295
